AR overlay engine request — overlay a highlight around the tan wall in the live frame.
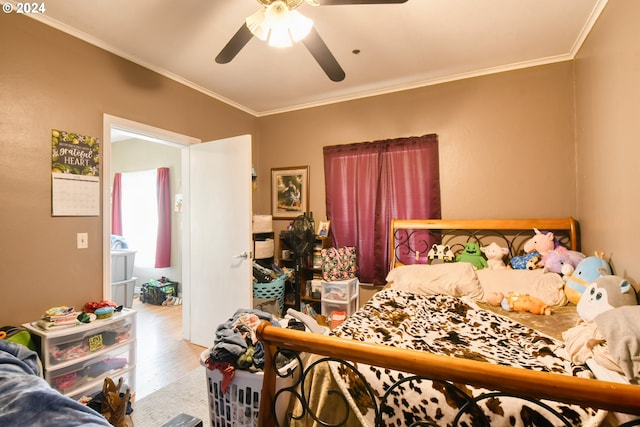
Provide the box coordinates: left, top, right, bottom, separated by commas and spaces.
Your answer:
0, 15, 256, 326
254, 63, 577, 238
2, 1, 638, 326
574, 0, 640, 285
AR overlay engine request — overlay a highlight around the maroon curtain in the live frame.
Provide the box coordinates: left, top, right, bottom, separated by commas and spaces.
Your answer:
323, 134, 441, 285
155, 167, 171, 268
111, 173, 123, 236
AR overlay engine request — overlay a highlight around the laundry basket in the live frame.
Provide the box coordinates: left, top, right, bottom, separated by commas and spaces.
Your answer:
200, 349, 297, 427
252, 275, 286, 316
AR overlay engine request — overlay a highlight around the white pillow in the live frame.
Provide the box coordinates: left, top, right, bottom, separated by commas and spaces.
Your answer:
385, 263, 484, 300
476, 269, 567, 307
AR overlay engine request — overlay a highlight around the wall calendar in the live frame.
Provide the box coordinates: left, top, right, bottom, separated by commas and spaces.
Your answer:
51, 129, 100, 216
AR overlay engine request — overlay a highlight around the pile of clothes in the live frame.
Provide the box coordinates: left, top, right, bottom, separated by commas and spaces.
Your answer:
253, 261, 286, 284
211, 310, 276, 370
205, 309, 301, 394
36, 302, 120, 330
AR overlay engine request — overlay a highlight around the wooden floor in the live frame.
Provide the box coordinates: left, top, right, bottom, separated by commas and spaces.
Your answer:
132, 297, 206, 400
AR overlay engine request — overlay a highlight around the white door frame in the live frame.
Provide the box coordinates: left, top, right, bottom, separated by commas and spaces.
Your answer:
102, 114, 199, 339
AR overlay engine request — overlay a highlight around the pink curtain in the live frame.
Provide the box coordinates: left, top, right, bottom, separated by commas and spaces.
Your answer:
155, 167, 171, 268
323, 134, 441, 285
111, 173, 123, 236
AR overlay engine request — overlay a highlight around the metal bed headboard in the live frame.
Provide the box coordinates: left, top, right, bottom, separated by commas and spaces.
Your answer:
389, 218, 579, 269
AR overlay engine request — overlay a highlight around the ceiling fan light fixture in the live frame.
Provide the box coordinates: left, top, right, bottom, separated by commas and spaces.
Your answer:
288, 10, 313, 42
268, 22, 294, 47
247, 0, 313, 48
245, 8, 269, 41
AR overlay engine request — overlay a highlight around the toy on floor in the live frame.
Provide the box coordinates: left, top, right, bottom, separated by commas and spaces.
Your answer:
455, 242, 487, 270
564, 252, 612, 305
481, 242, 508, 269
486, 291, 551, 315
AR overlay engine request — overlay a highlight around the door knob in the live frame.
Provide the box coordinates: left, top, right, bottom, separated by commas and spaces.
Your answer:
234, 251, 249, 259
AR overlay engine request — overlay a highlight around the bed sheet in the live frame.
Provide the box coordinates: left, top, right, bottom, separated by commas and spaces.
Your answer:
477, 300, 579, 341
288, 289, 606, 427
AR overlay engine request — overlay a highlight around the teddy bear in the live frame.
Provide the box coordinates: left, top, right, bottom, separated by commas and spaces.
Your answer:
427, 244, 454, 264
480, 242, 509, 269
455, 242, 487, 270
486, 291, 551, 315
564, 252, 612, 305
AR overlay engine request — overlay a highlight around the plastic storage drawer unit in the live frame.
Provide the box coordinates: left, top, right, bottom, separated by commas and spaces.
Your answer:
321, 298, 358, 318
47, 345, 133, 395
42, 315, 135, 367
321, 278, 358, 302
111, 250, 136, 282
22, 308, 137, 399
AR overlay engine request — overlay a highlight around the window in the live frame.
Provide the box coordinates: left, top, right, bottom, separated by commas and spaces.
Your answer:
323, 134, 441, 284
120, 169, 158, 268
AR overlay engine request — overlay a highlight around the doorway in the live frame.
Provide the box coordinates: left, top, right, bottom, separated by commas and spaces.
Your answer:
102, 115, 199, 333
103, 115, 254, 388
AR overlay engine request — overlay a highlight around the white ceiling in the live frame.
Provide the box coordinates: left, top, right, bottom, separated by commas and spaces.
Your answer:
22, 0, 606, 116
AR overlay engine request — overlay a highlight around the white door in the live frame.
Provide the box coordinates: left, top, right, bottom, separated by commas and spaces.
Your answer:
186, 134, 253, 347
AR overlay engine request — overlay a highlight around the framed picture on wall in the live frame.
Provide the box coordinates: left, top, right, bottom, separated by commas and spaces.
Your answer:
271, 166, 309, 219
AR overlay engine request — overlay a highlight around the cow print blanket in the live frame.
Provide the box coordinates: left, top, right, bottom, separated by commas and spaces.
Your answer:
327, 289, 605, 427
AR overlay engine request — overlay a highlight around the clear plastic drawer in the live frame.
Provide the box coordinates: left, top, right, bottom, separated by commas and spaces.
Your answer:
47, 344, 134, 395
321, 278, 358, 302
45, 315, 135, 367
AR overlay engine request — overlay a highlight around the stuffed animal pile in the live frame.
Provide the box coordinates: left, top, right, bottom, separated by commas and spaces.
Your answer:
422, 228, 619, 311
510, 228, 558, 270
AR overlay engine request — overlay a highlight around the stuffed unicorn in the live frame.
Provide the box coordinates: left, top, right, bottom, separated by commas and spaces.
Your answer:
511, 228, 558, 269
542, 247, 586, 276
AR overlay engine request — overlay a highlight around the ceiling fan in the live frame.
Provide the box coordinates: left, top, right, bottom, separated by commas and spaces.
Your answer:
215, 0, 408, 82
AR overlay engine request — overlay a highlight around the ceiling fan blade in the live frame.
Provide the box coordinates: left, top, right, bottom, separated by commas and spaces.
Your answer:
314, 0, 407, 4
215, 23, 254, 64
302, 27, 345, 82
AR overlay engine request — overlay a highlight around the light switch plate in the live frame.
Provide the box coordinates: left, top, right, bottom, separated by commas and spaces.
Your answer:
77, 232, 88, 249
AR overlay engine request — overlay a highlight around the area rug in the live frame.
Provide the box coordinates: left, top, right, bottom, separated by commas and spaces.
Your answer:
132, 367, 210, 426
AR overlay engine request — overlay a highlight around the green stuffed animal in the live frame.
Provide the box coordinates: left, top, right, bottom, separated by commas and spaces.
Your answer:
455, 242, 488, 270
